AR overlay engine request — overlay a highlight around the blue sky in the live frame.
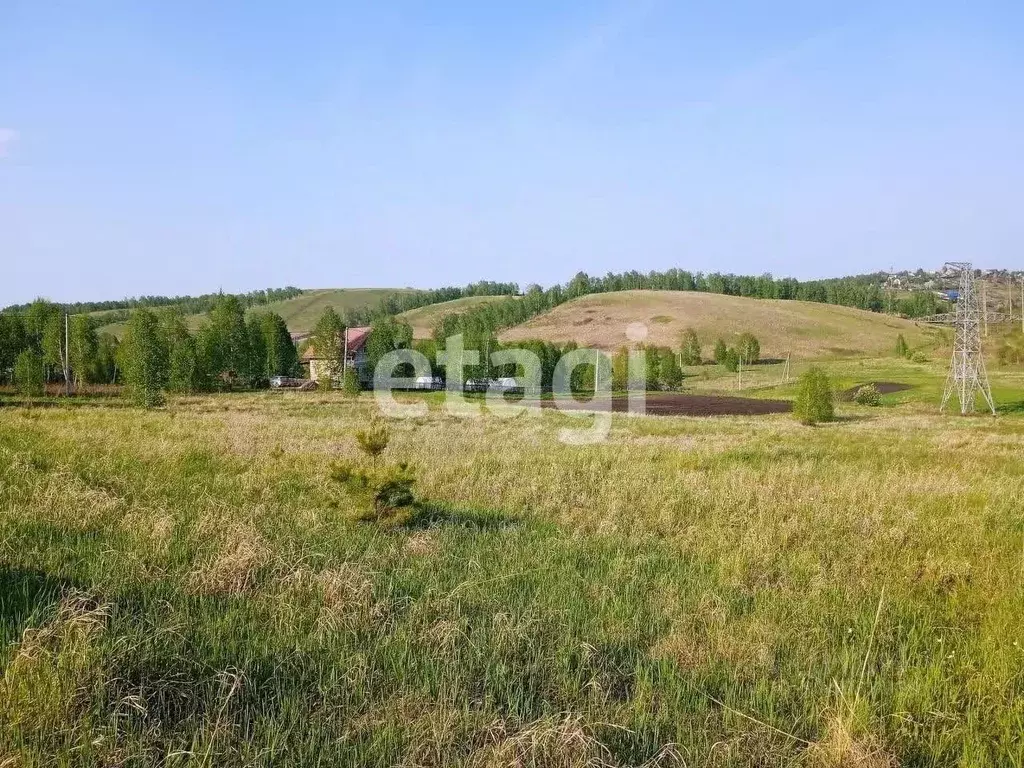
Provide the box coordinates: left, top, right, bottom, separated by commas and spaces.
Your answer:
1, 1, 1022, 306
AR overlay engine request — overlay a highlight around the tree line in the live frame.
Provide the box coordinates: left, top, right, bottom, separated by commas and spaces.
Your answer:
1, 287, 305, 323
0, 300, 121, 392
1, 296, 300, 404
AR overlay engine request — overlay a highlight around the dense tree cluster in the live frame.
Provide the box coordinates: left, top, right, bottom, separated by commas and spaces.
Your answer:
710, 333, 760, 372
1, 296, 300, 404
0, 299, 119, 387
894, 291, 945, 318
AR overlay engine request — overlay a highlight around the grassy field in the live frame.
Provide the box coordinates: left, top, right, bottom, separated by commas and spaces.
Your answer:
95, 288, 414, 337
500, 291, 940, 359
680, 354, 1024, 408
0, 360, 1022, 766
400, 296, 515, 339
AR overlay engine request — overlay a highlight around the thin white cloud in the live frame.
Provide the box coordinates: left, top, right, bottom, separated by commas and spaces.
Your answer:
0, 128, 19, 157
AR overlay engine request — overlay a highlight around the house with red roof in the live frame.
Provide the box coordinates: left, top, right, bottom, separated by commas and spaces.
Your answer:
300, 326, 373, 386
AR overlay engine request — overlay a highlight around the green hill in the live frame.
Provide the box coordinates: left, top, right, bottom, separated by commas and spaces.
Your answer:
242, 288, 416, 334
399, 296, 515, 339
95, 288, 414, 337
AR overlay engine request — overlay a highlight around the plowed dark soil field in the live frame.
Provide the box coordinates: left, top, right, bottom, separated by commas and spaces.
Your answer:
535, 392, 792, 416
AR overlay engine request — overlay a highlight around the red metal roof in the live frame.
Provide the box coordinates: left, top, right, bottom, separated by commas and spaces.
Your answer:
300, 327, 372, 361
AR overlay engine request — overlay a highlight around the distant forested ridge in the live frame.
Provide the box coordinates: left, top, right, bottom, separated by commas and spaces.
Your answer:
1, 281, 522, 326
2, 287, 305, 319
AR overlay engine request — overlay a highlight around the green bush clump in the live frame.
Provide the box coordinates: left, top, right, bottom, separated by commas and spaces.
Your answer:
853, 383, 881, 406
341, 368, 361, 395
793, 367, 834, 425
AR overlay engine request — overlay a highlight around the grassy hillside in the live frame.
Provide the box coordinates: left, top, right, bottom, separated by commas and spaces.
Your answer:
242, 288, 416, 334
500, 290, 938, 358
95, 288, 414, 337
399, 295, 514, 339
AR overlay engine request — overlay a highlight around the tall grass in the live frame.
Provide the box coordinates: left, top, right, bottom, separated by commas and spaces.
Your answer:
0, 384, 1022, 765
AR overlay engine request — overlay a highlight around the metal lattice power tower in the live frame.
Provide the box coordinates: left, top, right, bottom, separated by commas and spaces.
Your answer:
939, 262, 995, 415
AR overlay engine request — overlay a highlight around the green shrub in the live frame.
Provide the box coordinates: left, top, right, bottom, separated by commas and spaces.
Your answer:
910, 351, 929, 363
341, 368, 361, 395
852, 383, 881, 406
793, 367, 834, 425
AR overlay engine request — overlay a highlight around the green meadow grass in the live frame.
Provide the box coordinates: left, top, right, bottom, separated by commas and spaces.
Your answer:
0, 375, 1022, 766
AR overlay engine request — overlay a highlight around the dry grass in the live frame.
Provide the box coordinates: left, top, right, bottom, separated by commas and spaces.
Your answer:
0, 378, 1021, 765
499, 290, 935, 358
189, 522, 272, 595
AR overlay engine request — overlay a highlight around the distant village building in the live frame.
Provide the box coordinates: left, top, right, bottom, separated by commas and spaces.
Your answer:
301, 326, 373, 386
